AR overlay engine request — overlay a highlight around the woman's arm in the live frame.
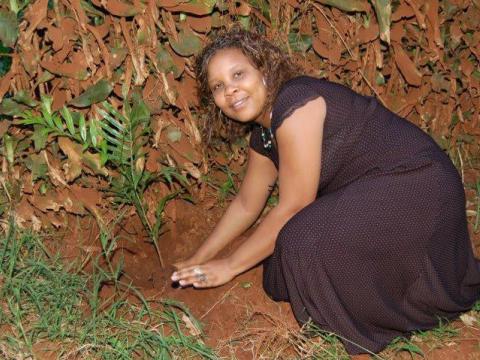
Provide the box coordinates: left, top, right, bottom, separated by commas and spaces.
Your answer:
227, 96, 326, 275
173, 97, 326, 287
173, 147, 278, 268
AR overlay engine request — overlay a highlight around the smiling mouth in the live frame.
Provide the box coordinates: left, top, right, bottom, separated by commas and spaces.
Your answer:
230, 97, 248, 110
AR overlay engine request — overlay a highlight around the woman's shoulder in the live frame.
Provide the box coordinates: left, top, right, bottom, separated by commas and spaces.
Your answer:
277, 75, 324, 94
271, 76, 326, 132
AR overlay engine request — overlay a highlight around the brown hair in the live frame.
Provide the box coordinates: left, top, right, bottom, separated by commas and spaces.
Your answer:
195, 27, 301, 144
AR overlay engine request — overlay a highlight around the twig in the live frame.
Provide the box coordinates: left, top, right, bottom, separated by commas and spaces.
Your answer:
200, 282, 239, 320
312, 3, 387, 107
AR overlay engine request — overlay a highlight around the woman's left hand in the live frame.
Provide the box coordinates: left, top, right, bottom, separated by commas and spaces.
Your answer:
171, 259, 236, 288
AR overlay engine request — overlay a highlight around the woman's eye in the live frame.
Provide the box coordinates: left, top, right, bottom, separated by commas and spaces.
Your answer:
233, 71, 243, 78
212, 83, 222, 92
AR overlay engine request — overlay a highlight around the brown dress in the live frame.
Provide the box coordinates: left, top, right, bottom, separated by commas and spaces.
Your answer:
249, 76, 480, 354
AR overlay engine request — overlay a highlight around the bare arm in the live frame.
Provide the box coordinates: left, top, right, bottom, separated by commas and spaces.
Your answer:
227, 97, 326, 275
174, 147, 278, 268
173, 97, 326, 287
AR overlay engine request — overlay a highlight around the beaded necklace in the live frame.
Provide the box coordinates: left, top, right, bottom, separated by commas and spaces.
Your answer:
261, 126, 274, 149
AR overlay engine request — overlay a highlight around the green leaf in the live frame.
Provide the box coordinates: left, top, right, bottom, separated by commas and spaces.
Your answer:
69, 79, 113, 108
60, 106, 76, 135
0, 98, 27, 116
89, 120, 99, 147
79, 114, 87, 142
52, 114, 64, 131
238, 15, 250, 30
288, 33, 312, 53
26, 153, 48, 181
396, 342, 423, 356
100, 139, 108, 166
40, 96, 54, 128
12, 90, 39, 107
316, 0, 368, 12
156, 44, 182, 78
80, 0, 105, 17
82, 151, 109, 176
130, 99, 150, 124
0, 10, 18, 47
32, 126, 50, 151
371, 0, 391, 43
169, 27, 203, 57
3, 133, 15, 164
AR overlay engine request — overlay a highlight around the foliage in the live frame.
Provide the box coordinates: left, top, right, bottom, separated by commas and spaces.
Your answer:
16, 94, 187, 266
0, 223, 217, 359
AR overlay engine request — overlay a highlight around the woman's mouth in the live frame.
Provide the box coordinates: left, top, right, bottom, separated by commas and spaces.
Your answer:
231, 97, 248, 110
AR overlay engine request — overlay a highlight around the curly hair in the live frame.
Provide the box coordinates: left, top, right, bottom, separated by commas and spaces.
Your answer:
195, 27, 302, 144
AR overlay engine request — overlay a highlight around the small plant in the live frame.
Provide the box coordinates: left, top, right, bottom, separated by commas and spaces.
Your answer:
201, 165, 238, 205
97, 96, 189, 266
17, 95, 190, 267
387, 337, 424, 358
18, 96, 97, 153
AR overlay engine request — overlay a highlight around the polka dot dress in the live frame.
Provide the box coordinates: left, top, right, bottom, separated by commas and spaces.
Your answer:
250, 76, 480, 355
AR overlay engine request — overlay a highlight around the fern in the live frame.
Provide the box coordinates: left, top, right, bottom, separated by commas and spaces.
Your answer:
17, 95, 187, 268
18, 96, 92, 152
96, 96, 172, 267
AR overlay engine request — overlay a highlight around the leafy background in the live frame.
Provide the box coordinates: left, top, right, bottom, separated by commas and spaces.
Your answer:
0, 0, 479, 252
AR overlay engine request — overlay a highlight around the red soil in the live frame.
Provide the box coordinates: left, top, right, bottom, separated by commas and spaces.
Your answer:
110, 195, 480, 359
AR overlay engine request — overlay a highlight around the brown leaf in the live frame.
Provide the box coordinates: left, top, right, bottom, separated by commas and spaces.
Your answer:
42, 150, 68, 187
183, 161, 201, 179
392, 43, 422, 87
404, 0, 426, 29
425, 0, 443, 48
69, 184, 102, 214
186, 15, 212, 34
391, 2, 415, 21
162, 1, 214, 16
40, 60, 89, 80
29, 189, 86, 215
15, 198, 36, 228
46, 25, 63, 51
20, 0, 49, 43
82, 151, 109, 177
104, 0, 141, 17
355, 22, 379, 44
58, 137, 83, 183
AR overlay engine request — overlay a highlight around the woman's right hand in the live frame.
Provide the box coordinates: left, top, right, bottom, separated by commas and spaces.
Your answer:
173, 255, 204, 271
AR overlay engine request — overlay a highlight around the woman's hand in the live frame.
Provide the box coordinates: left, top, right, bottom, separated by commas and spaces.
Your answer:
171, 259, 236, 288
173, 256, 202, 271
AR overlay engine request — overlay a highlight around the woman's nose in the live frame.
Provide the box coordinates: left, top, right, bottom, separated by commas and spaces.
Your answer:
224, 83, 238, 96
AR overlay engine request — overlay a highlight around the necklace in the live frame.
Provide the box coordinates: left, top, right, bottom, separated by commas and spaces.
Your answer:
261, 126, 273, 149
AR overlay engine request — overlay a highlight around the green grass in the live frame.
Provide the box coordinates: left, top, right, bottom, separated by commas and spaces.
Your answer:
0, 221, 217, 359
200, 164, 238, 205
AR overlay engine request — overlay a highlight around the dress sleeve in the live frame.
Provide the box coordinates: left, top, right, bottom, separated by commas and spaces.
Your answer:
249, 125, 272, 157
271, 76, 322, 134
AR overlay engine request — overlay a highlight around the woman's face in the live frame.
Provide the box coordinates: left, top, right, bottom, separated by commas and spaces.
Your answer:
207, 48, 267, 123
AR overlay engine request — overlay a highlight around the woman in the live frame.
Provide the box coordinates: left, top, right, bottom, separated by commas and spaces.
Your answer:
171, 28, 480, 355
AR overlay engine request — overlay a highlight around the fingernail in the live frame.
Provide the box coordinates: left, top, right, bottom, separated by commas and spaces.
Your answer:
171, 273, 178, 281
179, 280, 186, 286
